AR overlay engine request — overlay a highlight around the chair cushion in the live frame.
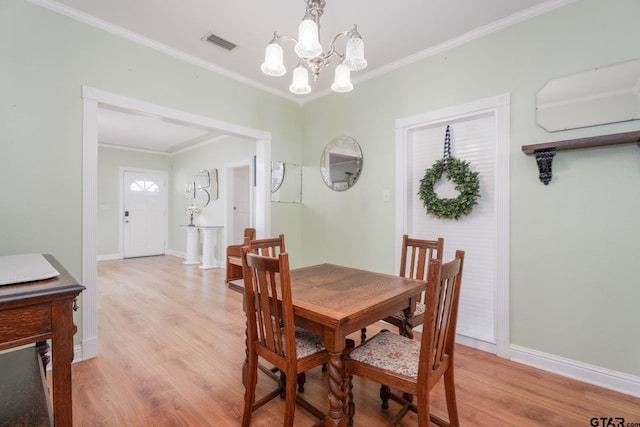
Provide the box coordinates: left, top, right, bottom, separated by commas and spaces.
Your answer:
389, 301, 425, 321
349, 330, 419, 379
280, 326, 326, 359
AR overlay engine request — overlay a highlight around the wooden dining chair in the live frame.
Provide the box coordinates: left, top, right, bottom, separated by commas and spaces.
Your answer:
226, 228, 256, 283
346, 251, 465, 427
241, 248, 328, 427
248, 234, 285, 257
361, 234, 443, 342
246, 234, 315, 391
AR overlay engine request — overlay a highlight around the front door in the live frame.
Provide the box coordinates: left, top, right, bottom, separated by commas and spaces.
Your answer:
123, 170, 167, 258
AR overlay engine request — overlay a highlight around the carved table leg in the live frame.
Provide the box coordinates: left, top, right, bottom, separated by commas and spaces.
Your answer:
326, 351, 347, 426
403, 310, 414, 339
342, 339, 355, 426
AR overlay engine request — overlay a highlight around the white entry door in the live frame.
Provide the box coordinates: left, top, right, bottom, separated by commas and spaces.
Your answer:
123, 170, 167, 258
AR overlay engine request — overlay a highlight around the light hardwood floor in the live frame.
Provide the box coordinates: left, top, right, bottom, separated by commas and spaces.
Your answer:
70, 255, 640, 426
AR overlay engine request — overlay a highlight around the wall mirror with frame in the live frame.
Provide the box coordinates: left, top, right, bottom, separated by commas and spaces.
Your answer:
271, 161, 302, 204
536, 58, 640, 132
271, 161, 285, 193
188, 168, 218, 208
195, 169, 210, 190
320, 136, 363, 191
208, 168, 219, 201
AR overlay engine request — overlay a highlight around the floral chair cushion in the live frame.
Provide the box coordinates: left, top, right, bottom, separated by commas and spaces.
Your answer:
348, 330, 420, 379
389, 301, 425, 320
278, 326, 326, 359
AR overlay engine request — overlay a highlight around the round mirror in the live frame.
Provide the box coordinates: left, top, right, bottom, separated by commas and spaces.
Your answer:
320, 136, 363, 191
271, 161, 285, 193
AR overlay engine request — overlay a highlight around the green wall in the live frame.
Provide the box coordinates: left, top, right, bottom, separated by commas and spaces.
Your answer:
170, 136, 255, 256
300, 0, 640, 376
0, 0, 302, 275
2, 0, 639, 382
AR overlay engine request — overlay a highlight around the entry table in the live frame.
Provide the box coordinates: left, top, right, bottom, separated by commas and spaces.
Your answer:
179, 225, 224, 268
0, 254, 85, 427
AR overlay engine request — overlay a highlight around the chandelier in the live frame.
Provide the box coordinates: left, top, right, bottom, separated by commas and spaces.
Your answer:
260, 0, 367, 95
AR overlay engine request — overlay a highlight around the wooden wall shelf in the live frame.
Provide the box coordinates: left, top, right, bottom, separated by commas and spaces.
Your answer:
521, 130, 640, 184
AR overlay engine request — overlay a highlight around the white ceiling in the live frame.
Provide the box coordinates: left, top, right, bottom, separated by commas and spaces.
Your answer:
97, 106, 227, 153
40, 0, 569, 152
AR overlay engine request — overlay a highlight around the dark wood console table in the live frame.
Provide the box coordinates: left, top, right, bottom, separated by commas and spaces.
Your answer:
0, 254, 85, 427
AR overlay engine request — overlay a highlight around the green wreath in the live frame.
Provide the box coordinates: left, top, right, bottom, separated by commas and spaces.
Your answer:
418, 157, 480, 220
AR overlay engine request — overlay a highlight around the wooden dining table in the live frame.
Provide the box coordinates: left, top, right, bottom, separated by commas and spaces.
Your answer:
231, 262, 426, 427
291, 264, 426, 426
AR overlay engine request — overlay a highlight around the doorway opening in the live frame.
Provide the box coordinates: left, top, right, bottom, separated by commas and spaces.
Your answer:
82, 86, 271, 360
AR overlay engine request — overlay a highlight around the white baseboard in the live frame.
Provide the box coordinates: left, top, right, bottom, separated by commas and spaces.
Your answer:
74, 344, 85, 362
78, 337, 97, 361
166, 249, 185, 258
100, 251, 186, 261
453, 335, 640, 397
510, 344, 640, 398
97, 253, 121, 261
455, 334, 497, 354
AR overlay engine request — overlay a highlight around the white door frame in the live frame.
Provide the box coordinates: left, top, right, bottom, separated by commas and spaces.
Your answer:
82, 86, 271, 360
395, 93, 511, 358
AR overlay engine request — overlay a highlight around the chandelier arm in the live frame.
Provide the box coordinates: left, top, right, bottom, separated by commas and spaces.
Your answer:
323, 29, 353, 63
273, 33, 299, 45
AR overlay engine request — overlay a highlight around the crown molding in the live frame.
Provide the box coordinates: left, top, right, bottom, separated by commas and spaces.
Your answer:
29, 0, 574, 106
27, 0, 300, 104
351, 0, 577, 89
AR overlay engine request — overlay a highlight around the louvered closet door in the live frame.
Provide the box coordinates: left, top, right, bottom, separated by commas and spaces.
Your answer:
407, 114, 496, 346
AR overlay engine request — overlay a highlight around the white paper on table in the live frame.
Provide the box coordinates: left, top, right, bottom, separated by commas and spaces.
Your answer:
0, 253, 60, 286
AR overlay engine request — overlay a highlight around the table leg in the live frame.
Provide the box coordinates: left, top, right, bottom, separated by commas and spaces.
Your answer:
403, 308, 415, 339
326, 351, 348, 427
51, 299, 75, 427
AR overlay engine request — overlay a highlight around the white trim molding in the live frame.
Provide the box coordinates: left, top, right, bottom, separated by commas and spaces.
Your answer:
511, 345, 640, 398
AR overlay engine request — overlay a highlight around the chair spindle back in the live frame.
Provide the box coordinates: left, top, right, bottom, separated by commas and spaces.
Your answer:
249, 234, 286, 258
242, 248, 295, 361
420, 250, 465, 378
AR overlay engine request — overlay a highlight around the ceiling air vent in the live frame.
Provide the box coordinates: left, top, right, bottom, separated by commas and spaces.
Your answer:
202, 32, 237, 51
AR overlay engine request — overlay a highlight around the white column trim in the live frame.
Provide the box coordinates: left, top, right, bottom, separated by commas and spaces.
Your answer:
82, 94, 99, 360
